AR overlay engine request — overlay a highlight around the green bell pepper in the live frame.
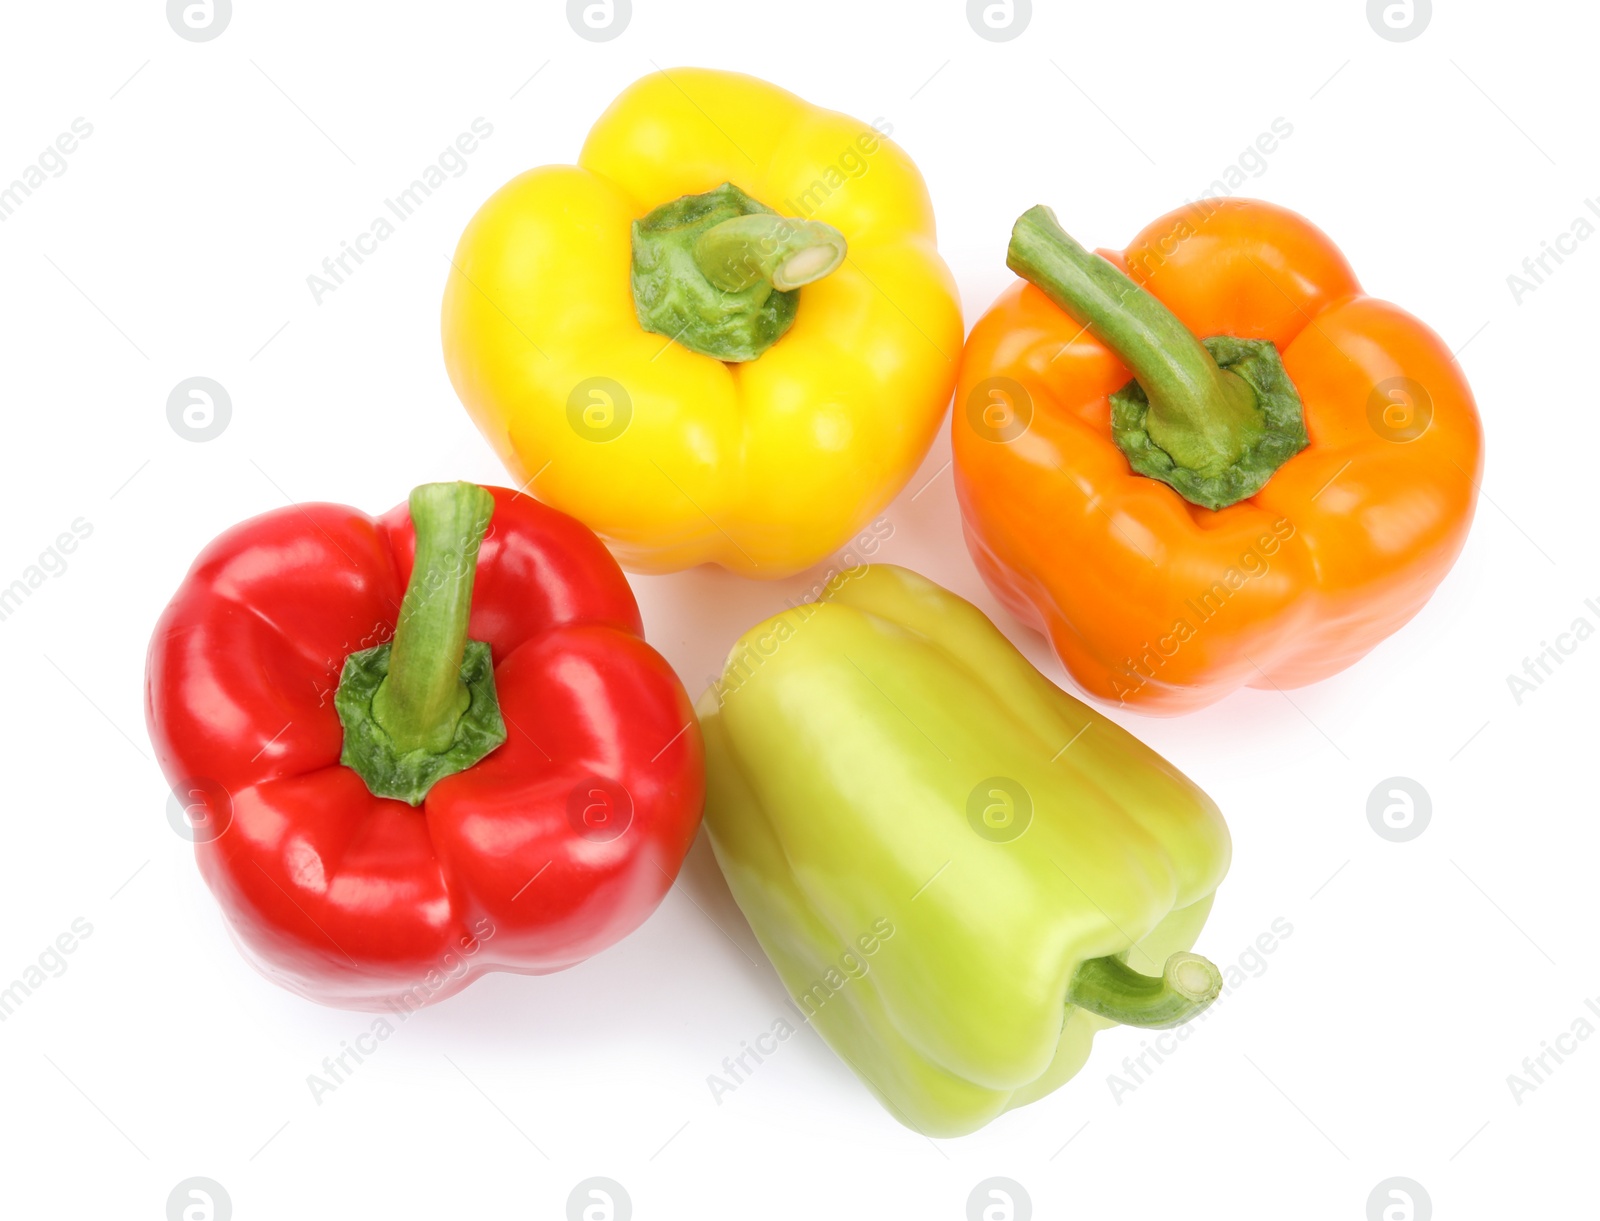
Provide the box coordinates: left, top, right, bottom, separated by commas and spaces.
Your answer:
699, 565, 1231, 1136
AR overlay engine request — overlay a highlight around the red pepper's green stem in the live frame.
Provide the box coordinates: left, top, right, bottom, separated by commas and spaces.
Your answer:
1007, 206, 1264, 479
372, 483, 495, 754
1066, 951, 1222, 1029
335, 482, 504, 805
694, 213, 847, 293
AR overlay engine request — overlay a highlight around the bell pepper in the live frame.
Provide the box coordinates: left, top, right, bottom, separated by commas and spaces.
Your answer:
442, 68, 962, 577
698, 564, 1230, 1136
953, 200, 1483, 714
146, 482, 704, 1009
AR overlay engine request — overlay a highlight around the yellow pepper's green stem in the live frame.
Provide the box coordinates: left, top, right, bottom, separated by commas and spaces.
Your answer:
1067, 951, 1223, 1029
632, 182, 848, 362
694, 213, 847, 293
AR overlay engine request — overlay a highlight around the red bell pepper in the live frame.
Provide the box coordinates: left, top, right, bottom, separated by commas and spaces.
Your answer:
146, 482, 704, 1009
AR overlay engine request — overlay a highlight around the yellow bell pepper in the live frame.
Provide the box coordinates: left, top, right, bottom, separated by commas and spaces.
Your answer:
441, 68, 962, 577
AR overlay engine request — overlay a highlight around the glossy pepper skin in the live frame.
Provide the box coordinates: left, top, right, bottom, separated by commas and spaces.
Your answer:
699, 565, 1230, 1136
442, 68, 962, 577
954, 199, 1483, 714
146, 485, 704, 1009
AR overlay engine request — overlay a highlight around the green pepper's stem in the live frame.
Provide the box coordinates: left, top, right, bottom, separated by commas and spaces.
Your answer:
694, 213, 847, 293
371, 482, 495, 754
1007, 205, 1264, 479
1066, 951, 1223, 1029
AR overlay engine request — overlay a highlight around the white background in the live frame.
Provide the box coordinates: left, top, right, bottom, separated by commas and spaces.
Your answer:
0, 1, 1592, 1217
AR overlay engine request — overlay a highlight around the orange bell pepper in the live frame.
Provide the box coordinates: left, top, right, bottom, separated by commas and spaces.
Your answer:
952, 199, 1483, 715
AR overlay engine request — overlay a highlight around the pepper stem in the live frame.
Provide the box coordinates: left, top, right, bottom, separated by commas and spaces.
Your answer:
1008, 206, 1264, 477
371, 482, 495, 753
1067, 951, 1222, 1029
694, 214, 847, 293
632, 183, 846, 362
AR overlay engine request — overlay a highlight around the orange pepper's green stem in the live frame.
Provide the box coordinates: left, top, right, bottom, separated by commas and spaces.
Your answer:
1007, 205, 1306, 510
1008, 206, 1262, 475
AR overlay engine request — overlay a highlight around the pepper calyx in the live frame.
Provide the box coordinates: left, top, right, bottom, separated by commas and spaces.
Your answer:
337, 640, 505, 805
631, 182, 846, 362
1112, 336, 1309, 511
